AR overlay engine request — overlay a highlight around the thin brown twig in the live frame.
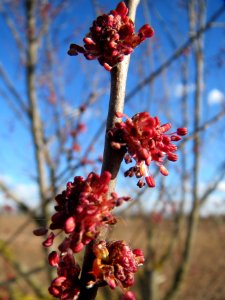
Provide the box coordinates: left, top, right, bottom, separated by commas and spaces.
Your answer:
78, 1, 140, 299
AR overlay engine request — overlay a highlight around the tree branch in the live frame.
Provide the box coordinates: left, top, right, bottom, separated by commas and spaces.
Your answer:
163, 1, 206, 299
0, 63, 30, 117
125, 3, 225, 103
78, 1, 140, 299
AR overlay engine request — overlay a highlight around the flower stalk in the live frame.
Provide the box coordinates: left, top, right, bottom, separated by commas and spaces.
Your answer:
79, 2, 141, 298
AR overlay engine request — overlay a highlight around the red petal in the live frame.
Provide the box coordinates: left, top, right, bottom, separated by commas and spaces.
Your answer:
171, 135, 181, 141
138, 24, 154, 38
42, 232, 55, 247
33, 227, 48, 236
159, 165, 169, 176
177, 127, 188, 136
48, 251, 59, 266
145, 176, 155, 188
115, 2, 128, 16
167, 153, 178, 162
64, 216, 76, 233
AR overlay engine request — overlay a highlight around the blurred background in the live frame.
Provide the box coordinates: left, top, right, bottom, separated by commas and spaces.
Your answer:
0, 0, 225, 299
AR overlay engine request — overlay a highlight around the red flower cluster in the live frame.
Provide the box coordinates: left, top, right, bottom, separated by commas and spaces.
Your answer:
88, 240, 144, 298
68, 2, 154, 70
34, 171, 132, 299
109, 112, 187, 188
48, 250, 81, 299
42, 171, 129, 253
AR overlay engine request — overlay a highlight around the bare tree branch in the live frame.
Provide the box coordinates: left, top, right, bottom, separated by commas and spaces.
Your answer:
25, 0, 48, 222
0, 88, 28, 127
0, 2, 25, 59
164, 1, 206, 299
200, 161, 225, 205
0, 241, 47, 298
181, 109, 225, 146
0, 63, 30, 116
125, 4, 225, 103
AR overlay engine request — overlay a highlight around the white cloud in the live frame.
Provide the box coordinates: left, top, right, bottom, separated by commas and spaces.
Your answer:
208, 89, 225, 105
174, 83, 195, 98
218, 181, 225, 192
0, 175, 38, 209
11, 183, 38, 202
201, 198, 225, 217
0, 174, 14, 184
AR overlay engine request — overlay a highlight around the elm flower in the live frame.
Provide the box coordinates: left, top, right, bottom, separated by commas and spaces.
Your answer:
109, 112, 188, 188
87, 240, 144, 298
68, 2, 154, 70
42, 171, 130, 253
122, 291, 136, 300
48, 250, 81, 300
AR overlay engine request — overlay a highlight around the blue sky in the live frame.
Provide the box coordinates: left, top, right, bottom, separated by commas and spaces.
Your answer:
0, 0, 225, 214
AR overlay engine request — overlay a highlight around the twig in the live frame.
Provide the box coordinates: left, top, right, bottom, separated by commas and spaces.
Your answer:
0, 63, 30, 116
163, 1, 206, 299
78, 1, 140, 299
125, 3, 225, 103
0, 2, 25, 59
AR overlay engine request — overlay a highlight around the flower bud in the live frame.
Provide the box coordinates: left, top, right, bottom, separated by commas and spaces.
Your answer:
145, 176, 155, 188
171, 135, 181, 141
122, 291, 136, 300
64, 216, 76, 233
42, 232, 55, 247
177, 127, 188, 136
167, 153, 178, 162
33, 227, 48, 236
159, 165, 169, 176
48, 251, 59, 266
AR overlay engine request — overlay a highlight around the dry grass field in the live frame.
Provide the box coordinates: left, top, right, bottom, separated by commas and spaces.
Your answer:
0, 213, 225, 300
